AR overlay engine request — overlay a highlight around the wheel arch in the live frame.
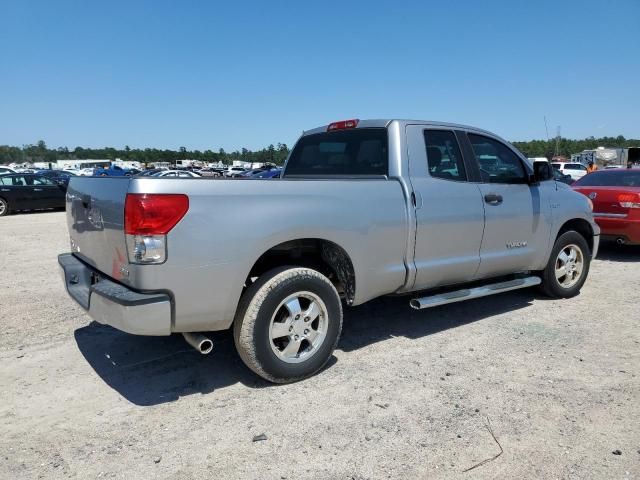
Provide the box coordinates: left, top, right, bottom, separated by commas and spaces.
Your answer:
244, 238, 356, 305
556, 218, 594, 255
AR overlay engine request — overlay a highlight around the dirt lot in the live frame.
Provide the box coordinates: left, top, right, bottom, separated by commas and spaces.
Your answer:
1, 211, 638, 479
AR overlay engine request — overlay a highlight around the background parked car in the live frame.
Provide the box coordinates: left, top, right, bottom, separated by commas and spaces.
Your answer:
35, 169, 77, 187
136, 168, 165, 177
251, 168, 282, 179
236, 168, 267, 178
551, 162, 589, 181
93, 165, 139, 177
0, 173, 66, 216
0, 166, 18, 175
224, 166, 248, 177
152, 170, 202, 178
197, 167, 224, 177
572, 169, 640, 245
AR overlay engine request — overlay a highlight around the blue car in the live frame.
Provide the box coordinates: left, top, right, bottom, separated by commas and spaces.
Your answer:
251, 168, 282, 179
93, 165, 140, 177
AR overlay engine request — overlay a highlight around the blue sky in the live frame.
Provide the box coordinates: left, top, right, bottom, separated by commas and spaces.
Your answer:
1, 0, 638, 151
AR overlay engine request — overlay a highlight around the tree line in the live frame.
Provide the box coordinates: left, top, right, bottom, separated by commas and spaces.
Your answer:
512, 135, 639, 159
1, 135, 639, 166
0, 141, 291, 166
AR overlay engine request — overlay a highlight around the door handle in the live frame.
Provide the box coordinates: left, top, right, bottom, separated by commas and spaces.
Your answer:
484, 193, 503, 205
33, 188, 43, 191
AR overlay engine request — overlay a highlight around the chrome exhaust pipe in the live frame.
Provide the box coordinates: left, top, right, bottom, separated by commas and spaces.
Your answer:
182, 332, 213, 355
616, 237, 626, 245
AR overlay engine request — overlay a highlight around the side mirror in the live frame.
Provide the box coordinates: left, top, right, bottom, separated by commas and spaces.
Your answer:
533, 162, 553, 182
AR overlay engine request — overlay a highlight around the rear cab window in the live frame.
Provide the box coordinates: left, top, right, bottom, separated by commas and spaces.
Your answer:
284, 128, 388, 177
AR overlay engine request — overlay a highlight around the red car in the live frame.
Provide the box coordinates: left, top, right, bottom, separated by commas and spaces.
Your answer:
572, 169, 640, 245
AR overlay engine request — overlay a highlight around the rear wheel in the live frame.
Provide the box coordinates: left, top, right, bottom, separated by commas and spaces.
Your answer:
0, 198, 9, 216
539, 231, 590, 298
233, 267, 343, 383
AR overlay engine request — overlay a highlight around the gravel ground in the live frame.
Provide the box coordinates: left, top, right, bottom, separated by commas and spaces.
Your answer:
1, 211, 639, 479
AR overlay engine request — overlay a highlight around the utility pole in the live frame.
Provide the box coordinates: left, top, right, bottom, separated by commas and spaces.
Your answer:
544, 116, 550, 142
555, 126, 561, 157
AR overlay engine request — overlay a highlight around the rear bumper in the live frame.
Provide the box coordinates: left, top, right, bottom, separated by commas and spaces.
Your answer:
593, 216, 640, 245
58, 253, 172, 335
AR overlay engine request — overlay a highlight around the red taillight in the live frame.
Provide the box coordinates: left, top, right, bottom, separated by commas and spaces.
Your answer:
327, 118, 359, 131
124, 194, 189, 235
618, 193, 640, 208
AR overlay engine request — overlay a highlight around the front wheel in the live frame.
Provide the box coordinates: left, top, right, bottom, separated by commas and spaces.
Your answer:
233, 267, 343, 383
539, 231, 591, 298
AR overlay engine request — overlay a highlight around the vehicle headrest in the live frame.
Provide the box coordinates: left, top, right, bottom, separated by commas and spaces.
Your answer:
427, 147, 442, 167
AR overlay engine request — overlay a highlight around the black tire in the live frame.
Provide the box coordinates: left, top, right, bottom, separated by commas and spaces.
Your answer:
233, 266, 343, 383
0, 197, 9, 216
539, 231, 591, 298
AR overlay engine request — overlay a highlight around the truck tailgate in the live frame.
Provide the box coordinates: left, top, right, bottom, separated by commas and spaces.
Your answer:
66, 177, 131, 281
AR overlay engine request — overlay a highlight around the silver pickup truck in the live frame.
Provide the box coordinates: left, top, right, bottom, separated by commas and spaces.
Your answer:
59, 119, 599, 383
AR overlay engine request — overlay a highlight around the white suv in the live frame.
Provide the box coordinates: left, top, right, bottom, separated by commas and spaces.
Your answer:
551, 162, 588, 181
224, 166, 247, 177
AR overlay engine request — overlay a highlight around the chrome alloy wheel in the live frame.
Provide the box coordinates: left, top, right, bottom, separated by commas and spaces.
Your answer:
555, 244, 584, 289
0, 200, 6, 216
269, 291, 328, 363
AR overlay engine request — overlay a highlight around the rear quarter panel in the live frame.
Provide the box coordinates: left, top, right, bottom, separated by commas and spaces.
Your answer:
127, 177, 409, 332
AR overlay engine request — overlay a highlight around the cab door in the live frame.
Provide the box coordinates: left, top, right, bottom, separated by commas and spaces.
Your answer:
462, 132, 551, 278
406, 125, 485, 290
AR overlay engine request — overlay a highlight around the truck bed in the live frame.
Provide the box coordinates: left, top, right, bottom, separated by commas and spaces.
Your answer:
65, 176, 410, 332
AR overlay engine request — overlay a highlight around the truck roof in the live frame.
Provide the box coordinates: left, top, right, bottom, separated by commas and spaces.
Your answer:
301, 119, 498, 138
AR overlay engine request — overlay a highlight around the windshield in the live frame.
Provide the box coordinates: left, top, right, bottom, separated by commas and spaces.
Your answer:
574, 170, 640, 187
285, 128, 388, 177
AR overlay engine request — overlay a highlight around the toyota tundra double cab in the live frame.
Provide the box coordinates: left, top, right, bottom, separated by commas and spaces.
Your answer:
59, 119, 599, 383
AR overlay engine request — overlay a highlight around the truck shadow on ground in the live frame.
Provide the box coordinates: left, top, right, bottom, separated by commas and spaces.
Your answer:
74, 289, 536, 406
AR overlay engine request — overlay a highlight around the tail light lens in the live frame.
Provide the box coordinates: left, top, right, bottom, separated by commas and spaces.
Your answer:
618, 193, 640, 208
125, 194, 189, 235
124, 194, 189, 264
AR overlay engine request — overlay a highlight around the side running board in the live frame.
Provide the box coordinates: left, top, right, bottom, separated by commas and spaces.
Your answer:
410, 276, 541, 310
